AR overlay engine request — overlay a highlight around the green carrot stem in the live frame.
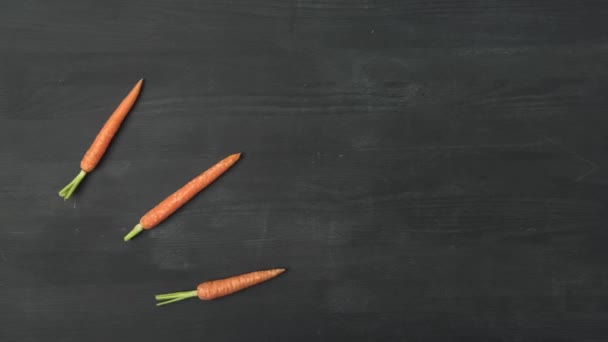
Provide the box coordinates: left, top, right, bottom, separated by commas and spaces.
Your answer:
155, 290, 197, 300
58, 170, 87, 200
123, 223, 143, 242
156, 296, 191, 306
155, 290, 197, 306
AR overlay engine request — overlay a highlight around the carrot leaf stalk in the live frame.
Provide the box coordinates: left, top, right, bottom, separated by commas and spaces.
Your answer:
58, 170, 87, 200
123, 223, 143, 242
155, 290, 197, 306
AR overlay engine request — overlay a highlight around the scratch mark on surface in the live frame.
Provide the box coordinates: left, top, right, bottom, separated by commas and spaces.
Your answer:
575, 164, 598, 182
288, 0, 299, 33
356, 141, 544, 152
0, 248, 7, 262
259, 218, 268, 242
543, 137, 598, 182
255, 217, 269, 257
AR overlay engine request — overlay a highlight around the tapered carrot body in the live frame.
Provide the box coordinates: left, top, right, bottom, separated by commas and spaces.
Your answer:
155, 268, 286, 306
123, 153, 241, 241
197, 268, 285, 300
80, 79, 144, 172
58, 79, 144, 200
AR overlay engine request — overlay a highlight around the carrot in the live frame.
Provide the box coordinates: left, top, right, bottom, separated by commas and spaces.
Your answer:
155, 268, 286, 306
123, 153, 241, 241
58, 79, 144, 200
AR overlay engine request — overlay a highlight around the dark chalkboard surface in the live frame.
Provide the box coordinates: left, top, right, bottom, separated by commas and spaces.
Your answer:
2, 0, 608, 341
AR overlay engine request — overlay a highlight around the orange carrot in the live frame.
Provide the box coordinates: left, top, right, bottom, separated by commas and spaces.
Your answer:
155, 268, 286, 306
123, 153, 241, 241
58, 79, 144, 200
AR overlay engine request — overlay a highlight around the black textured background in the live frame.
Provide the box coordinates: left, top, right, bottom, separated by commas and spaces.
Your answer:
2, 0, 608, 341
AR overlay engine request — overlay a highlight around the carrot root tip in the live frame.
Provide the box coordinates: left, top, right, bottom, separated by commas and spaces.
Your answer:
123, 223, 144, 242
58, 170, 87, 200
